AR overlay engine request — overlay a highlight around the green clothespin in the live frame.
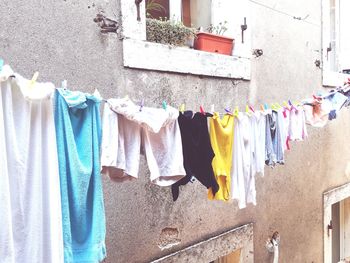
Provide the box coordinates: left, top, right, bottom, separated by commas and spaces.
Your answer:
0, 59, 4, 72
162, 101, 167, 110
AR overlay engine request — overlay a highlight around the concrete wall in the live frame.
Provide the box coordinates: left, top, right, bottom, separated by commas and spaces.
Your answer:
1, 0, 350, 262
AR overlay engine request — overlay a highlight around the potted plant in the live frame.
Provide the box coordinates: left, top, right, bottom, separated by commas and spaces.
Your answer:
194, 21, 235, 56
146, 18, 197, 47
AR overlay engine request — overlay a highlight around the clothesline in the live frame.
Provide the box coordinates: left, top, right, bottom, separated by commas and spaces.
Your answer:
1, 58, 349, 118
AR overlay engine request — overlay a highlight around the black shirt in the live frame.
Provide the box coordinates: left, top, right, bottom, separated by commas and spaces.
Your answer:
171, 111, 219, 201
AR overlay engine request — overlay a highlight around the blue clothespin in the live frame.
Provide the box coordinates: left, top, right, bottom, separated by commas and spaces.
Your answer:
224, 107, 232, 115
264, 103, 269, 110
139, 99, 144, 112
0, 59, 4, 72
162, 101, 167, 110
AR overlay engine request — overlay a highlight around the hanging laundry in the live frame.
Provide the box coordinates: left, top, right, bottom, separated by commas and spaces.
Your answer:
339, 87, 350, 107
303, 97, 331, 127
0, 66, 64, 262
323, 92, 348, 120
265, 110, 285, 166
171, 111, 219, 201
101, 97, 186, 186
208, 112, 234, 201
250, 111, 267, 176
288, 106, 308, 141
55, 88, 106, 263
231, 113, 260, 208
101, 104, 141, 182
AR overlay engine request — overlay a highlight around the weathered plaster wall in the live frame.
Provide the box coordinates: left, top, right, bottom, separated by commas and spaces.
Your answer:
1, 0, 350, 262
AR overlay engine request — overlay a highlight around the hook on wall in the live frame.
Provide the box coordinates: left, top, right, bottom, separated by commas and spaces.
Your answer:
253, 49, 264, 57
93, 13, 119, 33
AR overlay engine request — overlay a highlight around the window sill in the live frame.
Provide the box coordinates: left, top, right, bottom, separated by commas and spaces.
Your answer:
323, 71, 350, 87
123, 38, 251, 80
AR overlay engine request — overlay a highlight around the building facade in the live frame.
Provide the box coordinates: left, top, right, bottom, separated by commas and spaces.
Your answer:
1, 0, 350, 262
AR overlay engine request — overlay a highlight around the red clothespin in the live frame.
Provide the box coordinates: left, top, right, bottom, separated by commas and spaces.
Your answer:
199, 105, 205, 115
249, 105, 255, 113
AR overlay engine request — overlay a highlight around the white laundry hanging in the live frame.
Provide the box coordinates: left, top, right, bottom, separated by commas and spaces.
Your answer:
0, 65, 64, 263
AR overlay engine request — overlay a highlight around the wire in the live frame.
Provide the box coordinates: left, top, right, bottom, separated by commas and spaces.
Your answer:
248, 0, 320, 27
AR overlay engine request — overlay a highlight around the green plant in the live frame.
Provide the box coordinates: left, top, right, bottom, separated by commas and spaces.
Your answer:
146, 18, 197, 46
206, 21, 228, 35
146, 0, 166, 18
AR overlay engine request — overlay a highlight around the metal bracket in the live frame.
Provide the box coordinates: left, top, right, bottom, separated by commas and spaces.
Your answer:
93, 13, 119, 33
135, 0, 144, 21
326, 43, 332, 60
241, 17, 248, 44
327, 220, 332, 236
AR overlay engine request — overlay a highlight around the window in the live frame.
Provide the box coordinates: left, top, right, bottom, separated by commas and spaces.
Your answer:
322, 0, 350, 86
331, 197, 350, 263
323, 182, 350, 263
121, 0, 252, 79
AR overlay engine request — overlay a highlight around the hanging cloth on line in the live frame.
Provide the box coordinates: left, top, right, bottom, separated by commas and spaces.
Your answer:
171, 111, 219, 201
55, 88, 106, 263
208, 112, 234, 201
101, 97, 186, 186
0, 66, 64, 262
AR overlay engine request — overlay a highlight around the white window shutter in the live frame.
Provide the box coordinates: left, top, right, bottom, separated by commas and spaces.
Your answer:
339, 0, 350, 71
211, 0, 251, 58
169, 0, 182, 21
322, 0, 333, 84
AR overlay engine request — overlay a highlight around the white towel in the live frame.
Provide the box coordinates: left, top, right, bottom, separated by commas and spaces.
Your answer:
0, 65, 64, 263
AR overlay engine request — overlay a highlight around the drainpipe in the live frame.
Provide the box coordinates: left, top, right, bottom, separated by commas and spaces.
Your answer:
266, 231, 280, 263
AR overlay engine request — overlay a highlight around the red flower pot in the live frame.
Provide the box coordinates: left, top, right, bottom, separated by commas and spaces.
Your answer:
194, 32, 235, 56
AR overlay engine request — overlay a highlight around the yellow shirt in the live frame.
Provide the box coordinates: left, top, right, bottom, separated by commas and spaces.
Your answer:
208, 113, 234, 201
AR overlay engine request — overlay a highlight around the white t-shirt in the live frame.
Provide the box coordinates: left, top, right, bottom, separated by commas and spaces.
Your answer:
231, 113, 257, 209
251, 111, 267, 176
289, 107, 308, 141
0, 66, 64, 263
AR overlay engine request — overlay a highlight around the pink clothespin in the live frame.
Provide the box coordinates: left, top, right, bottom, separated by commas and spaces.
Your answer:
199, 105, 205, 115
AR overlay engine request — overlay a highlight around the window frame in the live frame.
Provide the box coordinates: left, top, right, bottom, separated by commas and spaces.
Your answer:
120, 0, 251, 79
323, 182, 350, 263
322, 0, 350, 87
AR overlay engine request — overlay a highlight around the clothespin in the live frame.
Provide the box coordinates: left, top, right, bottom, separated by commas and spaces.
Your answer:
139, 99, 144, 112
61, 80, 67, 90
29, 71, 39, 88
180, 103, 185, 113
288, 99, 298, 112
225, 107, 232, 115
0, 59, 3, 72
162, 101, 167, 110
276, 103, 282, 109
199, 105, 205, 115
264, 103, 269, 110
260, 104, 265, 111
233, 106, 239, 117
245, 105, 251, 115
249, 105, 255, 113
210, 104, 215, 114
